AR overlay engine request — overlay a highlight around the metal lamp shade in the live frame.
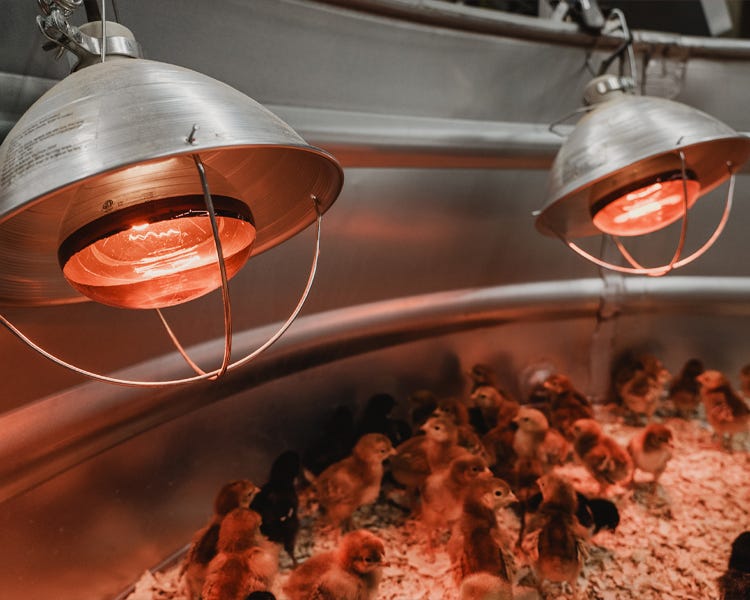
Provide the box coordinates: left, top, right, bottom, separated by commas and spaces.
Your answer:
536, 93, 750, 239
0, 59, 344, 307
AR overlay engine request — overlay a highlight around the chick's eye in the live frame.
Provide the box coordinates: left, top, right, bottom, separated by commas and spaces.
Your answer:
494, 490, 504, 496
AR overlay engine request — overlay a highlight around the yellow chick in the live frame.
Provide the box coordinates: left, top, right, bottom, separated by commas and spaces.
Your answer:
627, 423, 674, 485
459, 572, 513, 600
513, 406, 571, 473
315, 433, 395, 531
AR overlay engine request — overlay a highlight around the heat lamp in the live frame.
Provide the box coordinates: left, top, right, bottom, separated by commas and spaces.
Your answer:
0, 1, 343, 386
535, 39, 750, 276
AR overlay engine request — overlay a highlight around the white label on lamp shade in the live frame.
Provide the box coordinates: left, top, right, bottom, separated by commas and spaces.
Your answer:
0, 112, 90, 189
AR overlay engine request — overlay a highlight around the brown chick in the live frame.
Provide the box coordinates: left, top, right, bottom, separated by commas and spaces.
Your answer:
420, 454, 490, 551
181, 480, 260, 600
389, 415, 465, 510
619, 370, 663, 424
201, 507, 278, 600
627, 423, 674, 486
571, 418, 632, 496
613, 354, 670, 425
668, 358, 705, 419
513, 406, 571, 473
469, 385, 521, 434
698, 370, 750, 449
315, 433, 395, 531
449, 476, 517, 586
283, 529, 386, 600
526, 473, 589, 596
543, 374, 594, 439
458, 572, 513, 600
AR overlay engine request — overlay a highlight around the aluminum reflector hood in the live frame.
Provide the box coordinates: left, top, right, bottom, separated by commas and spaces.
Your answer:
536, 92, 750, 239
0, 58, 344, 307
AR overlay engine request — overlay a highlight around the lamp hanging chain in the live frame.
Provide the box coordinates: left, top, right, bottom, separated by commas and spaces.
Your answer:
563, 164, 735, 275
0, 197, 324, 388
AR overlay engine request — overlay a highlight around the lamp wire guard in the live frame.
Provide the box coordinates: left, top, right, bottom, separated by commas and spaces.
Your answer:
0, 194, 324, 388
563, 163, 735, 276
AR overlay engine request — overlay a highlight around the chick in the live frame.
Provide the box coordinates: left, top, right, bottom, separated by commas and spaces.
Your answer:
315, 433, 395, 531
201, 507, 278, 600
182, 480, 260, 600
718, 531, 750, 600
698, 369, 750, 449
668, 358, 705, 418
481, 420, 518, 479
543, 374, 594, 440
520, 483, 619, 546
571, 418, 632, 495
627, 423, 674, 486
389, 415, 465, 509
355, 392, 411, 447
251, 450, 302, 565
513, 407, 571, 473
613, 353, 670, 424
449, 476, 517, 586
283, 529, 386, 600
420, 454, 490, 551
468, 363, 500, 392
458, 572, 513, 600
469, 385, 520, 435
526, 473, 590, 596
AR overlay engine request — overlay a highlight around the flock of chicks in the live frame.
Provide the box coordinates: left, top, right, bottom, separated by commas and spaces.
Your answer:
151, 354, 750, 600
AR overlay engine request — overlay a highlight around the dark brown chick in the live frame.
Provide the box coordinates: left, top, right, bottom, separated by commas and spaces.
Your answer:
315, 433, 395, 531
513, 406, 571, 473
182, 480, 260, 600
571, 418, 632, 496
201, 507, 278, 600
668, 358, 705, 418
420, 454, 490, 551
543, 374, 594, 440
627, 423, 674, 485
283, 529, 386, 600
468, 385, 520, 435
718, 530, 750, 600
389, 415, 464, 510
526, 473, 589, 595
698, 370, 750, 449
449, 476, 517, 586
